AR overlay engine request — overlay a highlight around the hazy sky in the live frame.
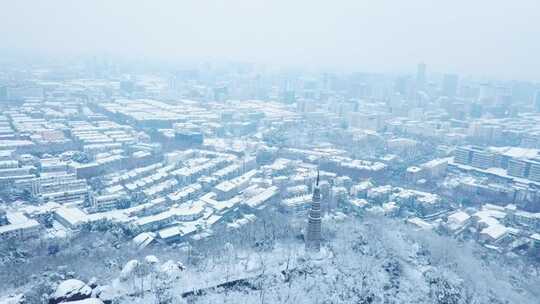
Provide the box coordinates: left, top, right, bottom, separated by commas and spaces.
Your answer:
1, 0, 539, 80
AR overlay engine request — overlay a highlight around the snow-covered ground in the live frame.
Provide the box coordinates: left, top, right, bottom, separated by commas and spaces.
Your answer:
2, 215, 539, 304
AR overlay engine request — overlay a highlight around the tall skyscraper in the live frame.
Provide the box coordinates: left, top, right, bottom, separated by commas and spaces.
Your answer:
305, 170, 322, 252
416, 63, 426, 90
442, 74, 459, 97
535, 90, 540, 112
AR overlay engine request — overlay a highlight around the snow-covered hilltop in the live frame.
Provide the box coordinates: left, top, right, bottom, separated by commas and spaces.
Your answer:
2, 215, 538, 304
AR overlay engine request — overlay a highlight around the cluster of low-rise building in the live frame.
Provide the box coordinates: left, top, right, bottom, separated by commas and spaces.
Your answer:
2, 61, 540, 263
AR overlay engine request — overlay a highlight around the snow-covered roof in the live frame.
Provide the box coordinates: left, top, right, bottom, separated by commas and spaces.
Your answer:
350, 198, 369, 208
132, 232, 156, 249
52, 279, 92, 301
407, 217, 433, 230
448, 211, 470, 225
481, 224, 508, 240
54, 207, 88, 227
382, 201, 398, 213
0, 211, 40, 235
158, 220, 200, 239
489, 146, 539, 160
530, 233, 540, 241
244, 186, 278, 208
406, 166, 422, 173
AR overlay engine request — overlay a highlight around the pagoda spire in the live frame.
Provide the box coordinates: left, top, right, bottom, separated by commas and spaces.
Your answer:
306, 169, 322, 252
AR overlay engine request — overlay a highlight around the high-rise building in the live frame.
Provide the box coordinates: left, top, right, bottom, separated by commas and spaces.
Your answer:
394, 76, 410, 96
416, 63, 426, 90
469, 103, 483, 118
0, 209, 7, 226
470, 150, 493, 169
442, 74, 459, 97
535, 90, 540, 112
454, 146, 473, 165
528, 160, 540, 182
213, 86, 228, 102
507, 159, 530, 178
305, 170, 322, 252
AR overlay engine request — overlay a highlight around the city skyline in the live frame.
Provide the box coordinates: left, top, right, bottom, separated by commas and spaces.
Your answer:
1, 1, 540, 80
2, 2, 540, 303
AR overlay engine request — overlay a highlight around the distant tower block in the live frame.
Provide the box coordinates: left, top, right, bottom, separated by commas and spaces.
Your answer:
306, 170, 322, 252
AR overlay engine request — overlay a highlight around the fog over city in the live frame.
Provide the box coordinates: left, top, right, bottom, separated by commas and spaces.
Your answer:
1, 2, 540, 304
2, 1, 540, 79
